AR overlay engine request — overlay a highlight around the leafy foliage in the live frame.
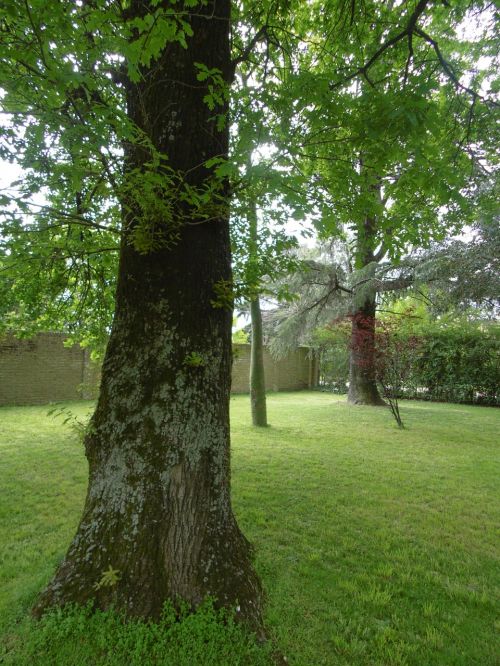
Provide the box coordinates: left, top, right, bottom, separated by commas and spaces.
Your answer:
1, 0, 497, 353
183, 351, 206, 368
94, 565, 121, 591
0, 0, 233, 348
269, 0, 498, 262
2, 600, 272, 666
410, 321, 500, 405
316, 312, 499, 406
47, 405, 92, 444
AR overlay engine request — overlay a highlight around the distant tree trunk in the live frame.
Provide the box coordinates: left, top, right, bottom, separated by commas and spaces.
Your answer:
248, 199, 268, 427
348, 295, 386, 406
250, 295, 268, 426
33, 0, 264, 634
349, 200, 385, 406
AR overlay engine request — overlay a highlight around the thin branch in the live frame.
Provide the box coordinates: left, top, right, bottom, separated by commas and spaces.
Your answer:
230, 25, 268, 81
6, 202, 121, 234
414, 27, 500, 108
330, 0, 431, 89
23, 0, 50, 70
375, 309, 421, 318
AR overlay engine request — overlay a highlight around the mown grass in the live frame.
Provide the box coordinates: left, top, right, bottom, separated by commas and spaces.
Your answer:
0, 392, 498, 665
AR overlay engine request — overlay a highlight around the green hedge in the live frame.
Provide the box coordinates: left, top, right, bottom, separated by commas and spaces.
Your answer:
407, 325, 499, 406
314, 321, 499, 405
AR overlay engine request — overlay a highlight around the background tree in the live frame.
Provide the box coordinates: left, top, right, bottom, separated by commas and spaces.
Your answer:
267, 212, 499, 399
415, 213, 500, 317
265, 0, 499, 404
230, 64, 310, 427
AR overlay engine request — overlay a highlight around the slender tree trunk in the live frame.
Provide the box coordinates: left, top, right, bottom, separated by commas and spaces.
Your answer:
33, 0, 264, 633
248, 200, 268, 427
250, 295, 268, 426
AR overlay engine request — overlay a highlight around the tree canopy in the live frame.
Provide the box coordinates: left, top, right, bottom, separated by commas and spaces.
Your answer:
1, 0, 497, 347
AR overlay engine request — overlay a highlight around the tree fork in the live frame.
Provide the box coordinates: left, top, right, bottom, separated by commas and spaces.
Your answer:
33, 0, 264, 634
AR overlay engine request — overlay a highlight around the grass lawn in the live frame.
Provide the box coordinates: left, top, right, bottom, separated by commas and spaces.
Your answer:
0, 392, 498, 665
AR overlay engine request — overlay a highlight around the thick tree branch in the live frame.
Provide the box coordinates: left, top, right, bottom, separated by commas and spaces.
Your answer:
330, 0, 499, 108
373, 243, 388, 263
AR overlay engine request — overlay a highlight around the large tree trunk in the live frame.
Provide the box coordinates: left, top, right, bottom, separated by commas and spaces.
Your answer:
34, 0, 263, 633
348, 295, 386, 406
250, 295, 268, 427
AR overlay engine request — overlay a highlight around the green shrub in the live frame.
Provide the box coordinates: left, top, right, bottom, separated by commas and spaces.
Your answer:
1, 600, 273, 666
313, 317, 499, 405
407, 323, 499, 405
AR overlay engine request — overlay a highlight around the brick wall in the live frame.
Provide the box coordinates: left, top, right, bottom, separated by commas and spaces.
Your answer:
0, 333, 86, 405
231, 344, 318, 392
0, 333, 318, 405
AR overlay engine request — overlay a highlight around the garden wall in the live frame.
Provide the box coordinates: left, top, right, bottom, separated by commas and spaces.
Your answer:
231, 344, 318, 393
0, 333, 318, 406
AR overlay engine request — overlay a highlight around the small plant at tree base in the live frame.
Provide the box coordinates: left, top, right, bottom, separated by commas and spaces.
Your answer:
47, 405, 93, 444
211, 278, 235, 310
1, 599, 273, 665
183, 351, 206, 368
94, 565, 121, 591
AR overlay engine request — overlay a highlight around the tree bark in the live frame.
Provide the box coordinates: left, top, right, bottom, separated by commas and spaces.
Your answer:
250, 295, 268, 426
33, 0, 264, 634
349, 200, 386, 406
348, 295, 386, 406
